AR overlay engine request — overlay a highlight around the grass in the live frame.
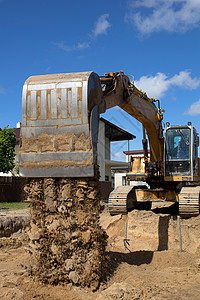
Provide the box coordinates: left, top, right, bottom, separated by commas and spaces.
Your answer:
0, 202, 29, 210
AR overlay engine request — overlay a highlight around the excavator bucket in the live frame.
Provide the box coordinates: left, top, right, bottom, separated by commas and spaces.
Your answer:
19, 72, 105, 177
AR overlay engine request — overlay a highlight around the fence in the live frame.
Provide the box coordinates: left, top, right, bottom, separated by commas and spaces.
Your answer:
0, 177, 28, 202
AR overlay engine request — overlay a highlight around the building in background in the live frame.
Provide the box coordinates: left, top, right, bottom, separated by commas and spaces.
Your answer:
113, 150, 150, 188
98, 117, 135, 199
124, 150, 150, 173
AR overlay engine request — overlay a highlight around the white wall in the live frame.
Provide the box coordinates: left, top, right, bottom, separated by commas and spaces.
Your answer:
114, 172, 148, 188
125, 153, 144, 162
97, 120, 105, 181
105, 137, 110, 160
115, 172, 127, 188
105, 164, 112, 181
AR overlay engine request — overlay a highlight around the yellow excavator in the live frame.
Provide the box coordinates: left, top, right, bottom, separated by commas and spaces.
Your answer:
19, 71, 200, 217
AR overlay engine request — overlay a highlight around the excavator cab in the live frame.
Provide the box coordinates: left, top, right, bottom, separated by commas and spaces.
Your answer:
164, 124, 199, 181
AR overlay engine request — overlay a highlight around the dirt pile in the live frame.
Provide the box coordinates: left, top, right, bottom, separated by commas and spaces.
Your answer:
0, 210, 30, 238
24, 177, 107, 289
0, 207, 200, 299
101, 206, 200, 254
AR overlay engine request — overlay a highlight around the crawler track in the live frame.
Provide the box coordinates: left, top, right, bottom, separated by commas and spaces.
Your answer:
179, 186, 200, 217
108, 186, 136, 215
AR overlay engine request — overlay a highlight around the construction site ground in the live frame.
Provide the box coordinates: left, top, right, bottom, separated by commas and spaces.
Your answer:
0, 204, 200, 300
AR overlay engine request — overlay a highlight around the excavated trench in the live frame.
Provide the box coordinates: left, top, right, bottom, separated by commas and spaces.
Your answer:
24, 176, 107, 290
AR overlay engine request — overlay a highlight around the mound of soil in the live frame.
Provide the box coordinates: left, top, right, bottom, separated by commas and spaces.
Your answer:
0, 205, 200, 299
101, 207, 200, 254
0, 209, 30, 237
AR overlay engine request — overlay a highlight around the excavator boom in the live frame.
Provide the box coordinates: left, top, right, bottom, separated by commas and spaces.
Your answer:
101, 72, 164, 175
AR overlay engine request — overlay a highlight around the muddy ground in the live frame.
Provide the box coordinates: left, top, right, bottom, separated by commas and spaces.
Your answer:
0, 205, 200, 300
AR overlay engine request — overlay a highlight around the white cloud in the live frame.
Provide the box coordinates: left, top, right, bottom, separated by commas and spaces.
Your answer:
184, 99, 200, 115
53, 41, 90, 52
76, 42, 90, 50
134, 71, 200, 99
126, 0, 200, 35
54, 14, 110, 52
135, 73, 169, 99
92, 14, 111, 38
169, 71, 200, 89
0, 87, 5, 94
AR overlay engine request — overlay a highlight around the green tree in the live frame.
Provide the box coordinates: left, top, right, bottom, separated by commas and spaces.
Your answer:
0, 127, 16, 173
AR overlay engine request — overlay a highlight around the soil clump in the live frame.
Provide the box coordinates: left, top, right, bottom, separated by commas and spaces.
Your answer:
24, 177, 107, 290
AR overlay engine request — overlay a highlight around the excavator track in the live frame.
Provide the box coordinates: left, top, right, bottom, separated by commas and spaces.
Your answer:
179, 186, 200, 217
108, 186, 136, 215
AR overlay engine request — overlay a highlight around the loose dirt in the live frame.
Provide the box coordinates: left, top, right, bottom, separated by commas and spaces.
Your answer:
19, 132, 93, 169
23, 178, 107, 290
0, 205, 200, 299
0, 209, 30, 238
20, 132, 92, 154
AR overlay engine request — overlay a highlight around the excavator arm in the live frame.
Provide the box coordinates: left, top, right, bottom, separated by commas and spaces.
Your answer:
100, 72, 164, 177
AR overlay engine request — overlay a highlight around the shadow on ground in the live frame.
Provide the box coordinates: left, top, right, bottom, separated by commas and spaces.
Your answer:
152, 203, 179, 215
103, 250, 154, 282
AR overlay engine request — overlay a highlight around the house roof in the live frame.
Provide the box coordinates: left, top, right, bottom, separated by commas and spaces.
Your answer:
100, 117, 136, 141
111, 166, 129, 173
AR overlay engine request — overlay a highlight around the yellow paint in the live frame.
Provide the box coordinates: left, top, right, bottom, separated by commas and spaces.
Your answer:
164, 176, 200, 182
135, 189, 179, 202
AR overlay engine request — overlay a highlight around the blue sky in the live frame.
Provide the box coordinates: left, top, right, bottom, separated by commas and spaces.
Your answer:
1, 0, 200, 160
